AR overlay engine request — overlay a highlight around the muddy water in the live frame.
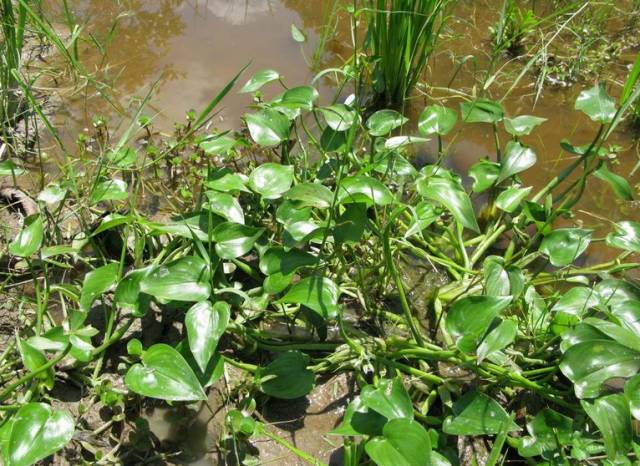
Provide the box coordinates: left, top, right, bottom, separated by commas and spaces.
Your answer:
40, 0, 640, 463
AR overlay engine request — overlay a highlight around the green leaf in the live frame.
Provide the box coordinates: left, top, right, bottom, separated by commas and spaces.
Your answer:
625, 374, 640, 420
575, 84, 617, 124
320, 126, 347, 152
384, 136, 429, 150
257, 351, 315, 399
240, 69, 280, 93
5, 403, 74, 466
560, 326, 640, 398
79, 263, 119, 312
404, 202, 440, 238
360, 378, 413, 421
517, 408, 573, 458
279, 275, 340, 319
205, 168, 250, 193
446, 296, 512, 352
140, 256, 211, 302
417, 175, 479, 232
285, 183, 333, 209
582, 394, 632, 459
594, 164, 634, 200
469, 160, 500, 193
539, 228, 593, 267
248, 163, 294, 199
185, 301, 230, 372
503, 115, 547, 136
460, 99, 504, 124
17, 339, 54, 388
443, 391, 520, 435
37, 183, 67, 204
498, 141, 537, 182
90, 178, 128, 204
9, 214, 43, 257
260, 247, 318, 294
200, 134, 238, 155
320, 104, 359, 132
125, 344, 207, 401
204, 191, 245, 224
334, 203, 367, 245
477, 319, 517, 363
291, 23, 306, 42
367, 109, 408, 136
331, 397, 387, 436
245, 109, 290, 147
107, 147, 137, 168
418, 105, 457, 136
483, 256, 510, 297
337, 175, 394, 206
495, 186, 531, 213
277, 85, 319, 114
0, 159, 26, 176
606, 221, 640, 253
552, 287, 601, 317
114, 268, 151, 317
365, 419, 431, 466
211, 222, 264, 259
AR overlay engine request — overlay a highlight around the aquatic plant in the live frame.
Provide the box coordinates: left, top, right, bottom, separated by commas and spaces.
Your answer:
491, 0, 537, 56
363, 0, 451, 107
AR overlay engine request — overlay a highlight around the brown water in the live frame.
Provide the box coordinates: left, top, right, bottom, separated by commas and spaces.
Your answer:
40, 1, 640, 463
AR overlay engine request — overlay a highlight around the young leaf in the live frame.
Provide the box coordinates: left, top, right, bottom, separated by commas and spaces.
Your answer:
257, 351, 315, 399
367, 109, 408, 136
539, 228, 593, 267
476, 319, 517, 363
204, 191, 245, 224
240, 69, 280, 93
446, 296, 512, 352
443, 392, 520, 435
79, 262, 120, 312
417, 175, 479, 233
248, 163, 294, 199
337, 175, 394, 206
594, 164, 634, 200
5, 403, 74, 466
495, 186, 531, 213
320, 104, 359, 132
503, 115, 547, 137
9, 214, 43, 257
125, 344, 207, 401
185, 301, 230, 372
285, 183, 333, 209
291, 24, 306, 42
498, 141, 537, 182
90, 178, 128, 204
365, 419, 432, 466
418, 105, 457, 136
575, 84, 617, 124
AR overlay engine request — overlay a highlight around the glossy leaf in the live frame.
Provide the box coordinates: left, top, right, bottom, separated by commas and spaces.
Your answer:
477, 319, 517, 363
418, 105, 457, 136
125, 344, 207, 401
582, 394, 632, 459
495, 186, 531, 213
443, 391, 520, 435
205, 168, 250, 193
517, 409, 573, 458
260, 247, 318, 293
211, 222, 264, 259
248, 163, 294, 199
460, 99, 504, 124
606, 221, 640, 253
291, 23, 306, 42
331, 397, 387, 436
469, 160, 500, 193
204, 191, 245, 224
360, 378, 413, 421
257, 351, 315, 399
5, 403, 74, 466
483, 256, 510, 297
417, 175, 479, 232
367, 109, 408, 136
185, 301, 230, 372
384, 136, 429, 150
140, 256, 211, 302
9, 214, 43, 257
79, 262, 119, 312
504, 115, 547, 136
365, 419, 431, 466
240, 69, 280, 93
279, 275, 340, 319
337, 175, 394, 206
575, 84, 617, 124
17, 339, 54, 388
90, 178, 128, 204
0, 159, 26, 176
285, 183, 333, 209
37, 184, 67, 205
245, 109, 290, 147
320, 104, 359, 131
446, 296, 512, 352
200, 134, 238, 155
498, 141, 537, 182
625, 374, 640, 420
539, 228, 593, 267
274, 85, 319, 118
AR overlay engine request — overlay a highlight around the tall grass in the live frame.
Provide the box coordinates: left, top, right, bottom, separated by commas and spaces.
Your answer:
365, 0, 451, 107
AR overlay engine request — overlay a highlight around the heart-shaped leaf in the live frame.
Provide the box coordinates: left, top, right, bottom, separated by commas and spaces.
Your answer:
460, 99, 504, 124
417, 175, 479, 233
594, 164, 633, 200
205, 168, 250, 193
285, 183, 333, 209
446, 296, 512, 352
125, 344, 207, 401
257, 351, 315, 399
539, 228, 593, 267
575, 84, 617, 124
200, 134, 238, 155
9, 214, 43, 257
259, 247, 318, 293
517, 409, 573, 458
79, 262, 120, 312
443, 391, 520, 435
90, 178, 128, 204
365, 419, 431, 466
498, 141, 537, 182
320, 104, 359, 131
240, 69, 280, 93
418, 105, 457, 136
582, 394, 632, 459
360, 378, 413, 421
477, 319, 517, 363
331, 397, 387, 436
185, 301, 230, 372
211, 222, 264, 259
495, 186, 531, 213
245, 109, 290, 147
504, 115, 547, 136
4, 403, 74, 466
279, 275, 340, 319
248, 163, 294, 199
367, 109, 408, 136
469, 160, 500, 193
274, 85, 319, 116
140, 256, 211, 302
337, 175, 394, 206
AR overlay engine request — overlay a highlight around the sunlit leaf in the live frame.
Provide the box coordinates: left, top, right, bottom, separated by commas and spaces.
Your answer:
539, 228, 593, 267
240, 69, 280, 93
365, 419, 431, 466
279, 275, 340, 319
443, 391, 520, 435
248, 163, 294, 199
498, 141, 537, 182
9, 214, 43, 257
504, 115, 547, 136
245, 109, 290, 147
446, 296, 512, 352
460, 98, 504, 124
575, 84, 617, 124
367, 109, 408, 136
185, 301, 230, 372
418, 105, 457, 136
140, 256, 211, 302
